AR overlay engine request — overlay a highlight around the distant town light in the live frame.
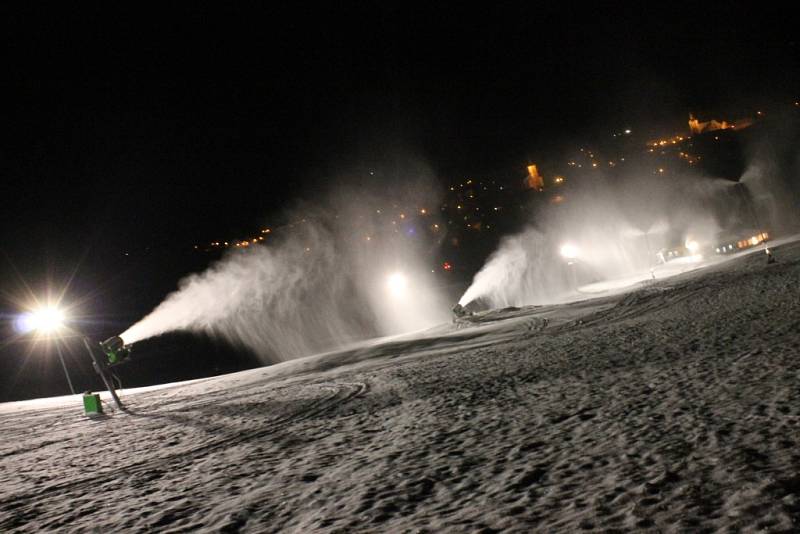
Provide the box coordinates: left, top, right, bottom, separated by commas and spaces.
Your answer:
624, 129, 631, 134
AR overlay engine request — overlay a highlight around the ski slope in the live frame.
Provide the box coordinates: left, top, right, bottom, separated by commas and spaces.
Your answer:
2, 238, 800, 532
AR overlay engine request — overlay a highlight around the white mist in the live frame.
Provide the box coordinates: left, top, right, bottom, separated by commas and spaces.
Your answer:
122, 186, 451, 362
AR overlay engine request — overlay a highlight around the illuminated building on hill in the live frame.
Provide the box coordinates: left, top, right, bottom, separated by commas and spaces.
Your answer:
525, 164, 544, 191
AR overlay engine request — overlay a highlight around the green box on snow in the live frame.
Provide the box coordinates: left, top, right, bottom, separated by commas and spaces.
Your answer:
83, 392, 102, 415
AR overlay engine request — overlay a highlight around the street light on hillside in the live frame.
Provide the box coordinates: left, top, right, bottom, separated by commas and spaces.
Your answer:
16, 306, 75, 395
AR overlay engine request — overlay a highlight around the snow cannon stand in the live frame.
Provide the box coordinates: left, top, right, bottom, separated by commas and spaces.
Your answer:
82, 336, 133, 413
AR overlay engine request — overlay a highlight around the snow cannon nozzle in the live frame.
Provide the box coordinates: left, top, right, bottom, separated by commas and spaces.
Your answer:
99, 336, 132, 366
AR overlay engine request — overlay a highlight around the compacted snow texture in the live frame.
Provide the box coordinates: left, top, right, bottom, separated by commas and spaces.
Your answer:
2, 240, 800, 532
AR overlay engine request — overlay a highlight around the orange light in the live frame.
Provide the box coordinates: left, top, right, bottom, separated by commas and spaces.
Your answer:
526, 164, 544, 190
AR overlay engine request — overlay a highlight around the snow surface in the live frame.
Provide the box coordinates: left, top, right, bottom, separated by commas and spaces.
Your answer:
2, 238, 800, 532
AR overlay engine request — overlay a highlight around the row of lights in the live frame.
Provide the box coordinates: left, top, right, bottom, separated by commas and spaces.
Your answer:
197, 206, 438, 251
196, 174, 527, 252
449, 179, 504, 192
647, 135, 689, 148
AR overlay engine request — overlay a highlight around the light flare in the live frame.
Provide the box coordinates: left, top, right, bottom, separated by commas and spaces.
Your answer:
16, 307, 66, 334
560, 243, 580, 260
386, 272, 408, 298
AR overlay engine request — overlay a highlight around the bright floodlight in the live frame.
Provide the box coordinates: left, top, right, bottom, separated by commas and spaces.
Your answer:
685, 239, 700, 253
17, 307, 65, 334
560, 243, 580, 260
387, 272, 408, 298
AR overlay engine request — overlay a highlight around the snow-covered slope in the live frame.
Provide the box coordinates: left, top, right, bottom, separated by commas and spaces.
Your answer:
2, 239, 800, 532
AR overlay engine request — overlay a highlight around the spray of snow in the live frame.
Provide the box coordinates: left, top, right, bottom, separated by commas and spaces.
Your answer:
459, 168, 733, 308
121, 180, 451, 362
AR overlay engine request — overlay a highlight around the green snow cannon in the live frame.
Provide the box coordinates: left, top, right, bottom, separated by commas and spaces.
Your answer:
99, 336, 132, 366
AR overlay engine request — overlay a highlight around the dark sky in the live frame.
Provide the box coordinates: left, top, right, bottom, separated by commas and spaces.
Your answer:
0, 4, 797, 306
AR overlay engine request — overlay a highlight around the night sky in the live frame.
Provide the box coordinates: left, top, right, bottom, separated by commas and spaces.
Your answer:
2, 6, 797, 248
0, 5, 797, 398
